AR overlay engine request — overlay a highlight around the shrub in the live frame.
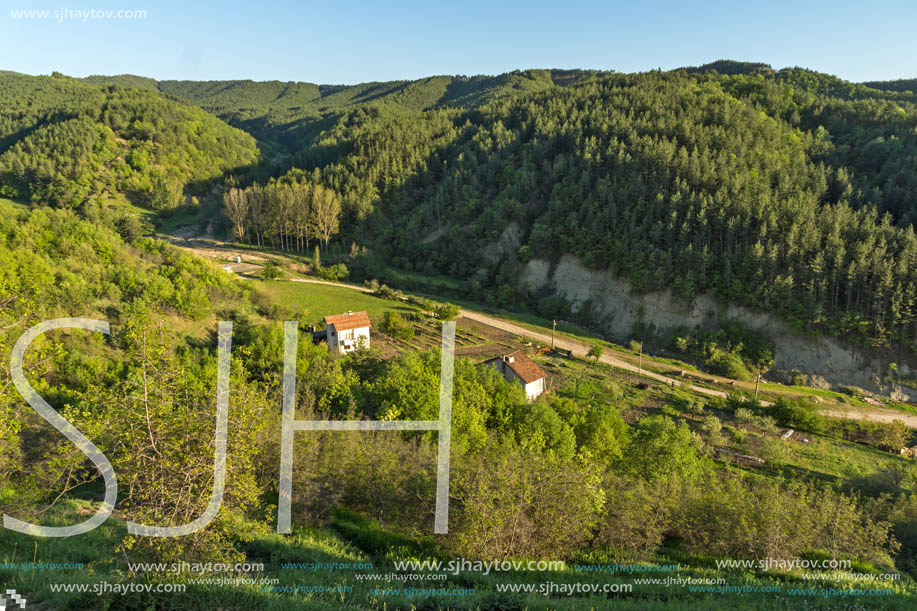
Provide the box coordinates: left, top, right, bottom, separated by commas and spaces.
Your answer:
862, 419, 910, 451
670, 319, 774, 378
380, 311, 414, 341
450, 443, 603, 560
673, 475, 895, 562
316, 262, 348, 281
433, 302, 460, 321
753, 415, 779, 434
758, 438, 792, 465
702, 415, 726, 447
622, 416, 709, 482
261, 261, 282, 280
840, 385, 866, 399
598, 474, 671, 560
671, 390, 705, 414
705, 349, 752, 381
734, 407, 755, 423
374, 283, 401, 300
537, 295, 568, 317
730, 427, 747, 444
770, 397, 826, 433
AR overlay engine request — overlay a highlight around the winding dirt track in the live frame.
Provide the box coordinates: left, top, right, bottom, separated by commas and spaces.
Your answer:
194, 262, 917, 429
458, 310, 917, 428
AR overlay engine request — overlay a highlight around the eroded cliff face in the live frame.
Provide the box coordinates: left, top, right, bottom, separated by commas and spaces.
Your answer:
523, 254, 916, 400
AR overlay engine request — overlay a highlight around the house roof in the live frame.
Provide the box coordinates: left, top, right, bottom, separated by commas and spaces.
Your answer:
324, 311, 372, 332
497, 350, 546, 384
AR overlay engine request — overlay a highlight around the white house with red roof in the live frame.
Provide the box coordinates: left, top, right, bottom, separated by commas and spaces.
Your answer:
324, 311, 371, 354
485, 350, 547, 401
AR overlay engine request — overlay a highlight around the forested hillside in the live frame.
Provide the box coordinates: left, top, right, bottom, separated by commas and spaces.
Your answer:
205, 67, 917, 355
864, 79, 917, 95
83, 70, 583, 152
10, 65, 917, 355
0, 71, 259, 209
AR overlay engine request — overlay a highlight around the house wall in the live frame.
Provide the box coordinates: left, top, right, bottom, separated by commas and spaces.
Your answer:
328, 324, 370, 354
487, 358, 544, 401
524, 378, 545, 400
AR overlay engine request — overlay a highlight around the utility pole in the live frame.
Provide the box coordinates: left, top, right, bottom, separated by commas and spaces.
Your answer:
638, 342, 642, 373
552, 319, 556, 350
755, 373, 761, 399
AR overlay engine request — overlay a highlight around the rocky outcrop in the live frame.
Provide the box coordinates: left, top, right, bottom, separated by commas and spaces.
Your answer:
481, 222, 522, 263
523, 254, 916, 400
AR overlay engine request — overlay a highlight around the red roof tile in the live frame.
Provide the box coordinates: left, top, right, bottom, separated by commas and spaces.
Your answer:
500, 351, 545, 384
324, 311, 372, 332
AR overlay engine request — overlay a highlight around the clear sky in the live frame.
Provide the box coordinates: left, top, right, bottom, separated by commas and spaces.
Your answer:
2, 0, 916, 84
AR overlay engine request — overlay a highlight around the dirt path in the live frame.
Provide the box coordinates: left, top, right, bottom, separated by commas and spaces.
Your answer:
459, 310, 730, 400
160, 242, 917, 430
285, 277, 374, 292
822, 408, 917, 427
459, 310, 917, 428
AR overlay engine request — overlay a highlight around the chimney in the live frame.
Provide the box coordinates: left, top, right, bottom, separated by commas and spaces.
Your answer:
348, 310, 353, 316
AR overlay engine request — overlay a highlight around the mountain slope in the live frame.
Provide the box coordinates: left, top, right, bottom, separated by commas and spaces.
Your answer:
208, 67, 917, 361
12, 66, 917, 359
83, 70, 582, 151
0, 71, 260, 209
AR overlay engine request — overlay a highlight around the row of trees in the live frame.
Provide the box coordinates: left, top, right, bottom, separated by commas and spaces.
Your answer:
271, 69, 917, 350
223, 173, 341, 251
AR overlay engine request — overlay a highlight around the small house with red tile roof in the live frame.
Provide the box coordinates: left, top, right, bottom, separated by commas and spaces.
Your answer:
324, 311, 371, 354
485, 350, 546, 401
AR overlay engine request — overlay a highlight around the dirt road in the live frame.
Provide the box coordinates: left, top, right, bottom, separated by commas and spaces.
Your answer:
175, 255, 917, 428
459, 310, 917, 428
458, 310, 730, 400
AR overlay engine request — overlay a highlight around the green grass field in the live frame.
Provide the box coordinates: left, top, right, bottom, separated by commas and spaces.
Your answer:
251, 280, 420, 326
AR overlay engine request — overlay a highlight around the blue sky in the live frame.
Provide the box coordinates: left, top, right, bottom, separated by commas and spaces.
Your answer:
2, 0, 916, 84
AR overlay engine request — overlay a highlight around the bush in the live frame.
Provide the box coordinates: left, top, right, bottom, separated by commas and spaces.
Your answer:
705, 349, 752, 381
537, 295, 568, 317
753, 415, 779, 434
861, 419, 910, 451
730, 427, 747, 444
671, 319, 774, 378
374, 283, 401, 300
316, 262, 349, 281
261, 261, 282, 280
433, 302, 460, 321
673, 475, 895, 562
770, 397, 826, 433
380, 311, 414, 341
702, 415, 726, 447
598, 474, 671, 560
622, 416, 709, 482
758, 438, 792, 465
840, 385, 866, 399
734, 407, 755, 423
